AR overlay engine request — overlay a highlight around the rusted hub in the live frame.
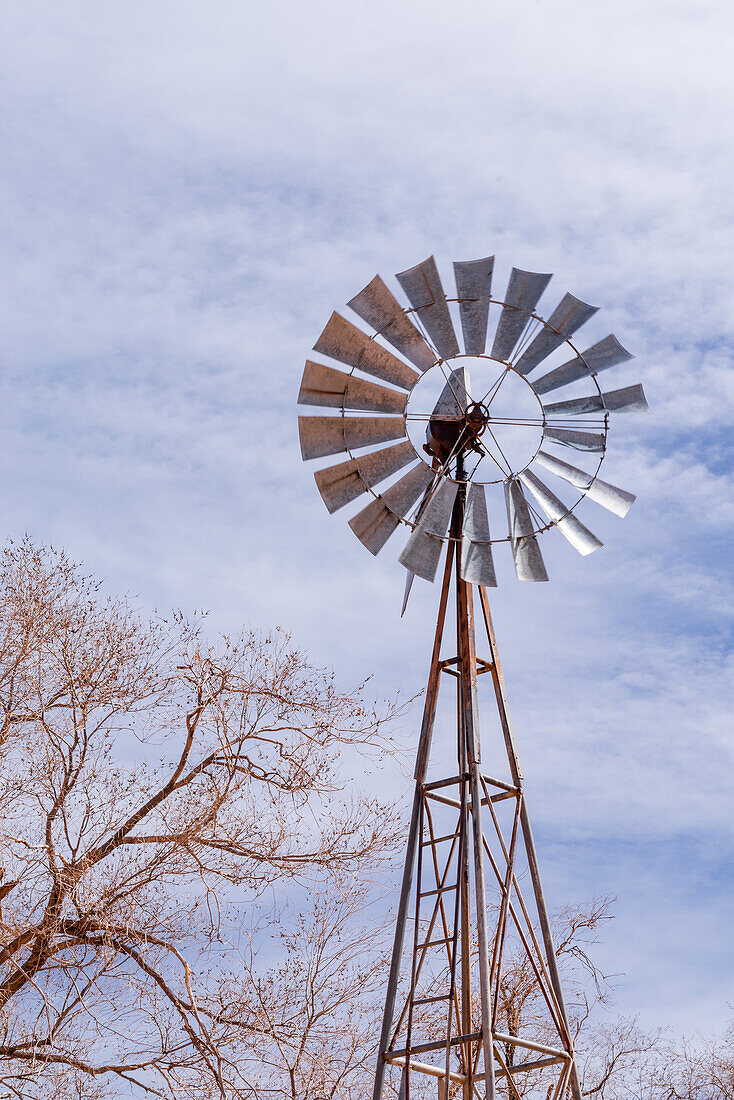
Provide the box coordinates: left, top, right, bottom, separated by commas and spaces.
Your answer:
424, 400, 492, 463
464, 400, 491, 440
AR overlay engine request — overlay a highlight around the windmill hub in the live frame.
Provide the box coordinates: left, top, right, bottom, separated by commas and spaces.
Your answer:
465, 399, 490, 433
408, 358, 546, 481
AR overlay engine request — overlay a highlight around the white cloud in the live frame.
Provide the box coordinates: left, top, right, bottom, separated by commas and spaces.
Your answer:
1, 0, 732, 1034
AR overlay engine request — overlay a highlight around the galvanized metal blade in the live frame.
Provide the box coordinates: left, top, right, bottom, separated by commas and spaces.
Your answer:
298, 361, 408, 414
519, 470, 603, 556
491, 268, 552, 362
533, 335, 634, 395
534, 450, 636, 517
395, 256, 460, 360
460, 483, 497, 587
433, 365, 471, 418
398, 477, 458, 582
514, 293, 599, 376
313, 441, 418, 513
347, 275, 436, 372
400, 569, 415, 617
348, 464, 434, 555
504, 479, 549, 582
298, 415, 406, 460
543, 426, 606, 453
453, 256, 494, 355
313, 312, 419, 391
543, 383, 649, 416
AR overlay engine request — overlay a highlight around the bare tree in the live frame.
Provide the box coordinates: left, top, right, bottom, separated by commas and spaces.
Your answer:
0, 539, 401, 1099
234, 882, 391, 1100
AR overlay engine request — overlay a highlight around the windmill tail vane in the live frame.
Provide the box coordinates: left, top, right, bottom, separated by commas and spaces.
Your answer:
296, 253, 649, 1097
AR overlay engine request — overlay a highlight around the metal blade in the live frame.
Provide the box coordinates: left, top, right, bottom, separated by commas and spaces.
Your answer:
453, 256, 494, 355
491, 268, 552, 361
504, 479, 549, 582
298, 361, 408, 414
348, 275, 436, 372
534, 450, 636, 517
395, 256, 460, 359
533, 335, 634, 395
313, 312, 419, 391
460, 483, 497, 587
398, 477, 458, 581
519, 471, 602, 556
313, 441, 417, 513
400, 569, 415, 617
543, 383, 649, 416
433, 366, 471, 418
543, 427, 606, 453
298, 415, 406, 460
348, 464, 433, 555
514, 293, 599, 376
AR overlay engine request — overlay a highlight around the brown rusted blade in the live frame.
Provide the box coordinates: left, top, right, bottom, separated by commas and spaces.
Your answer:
348, 464, 434, 555
453, 256, 494, 355
298, 361, 408, 414
348, 275, 436, 372
398, 477, 458, 582
396, 256, 460, 360
491, 268, 552, 362
313, 441, 417, 513
313, 312, 419, 391
298, 415, 406, 460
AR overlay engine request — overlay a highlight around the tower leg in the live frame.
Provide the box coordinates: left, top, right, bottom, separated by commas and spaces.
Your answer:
373, 542, 455, 1100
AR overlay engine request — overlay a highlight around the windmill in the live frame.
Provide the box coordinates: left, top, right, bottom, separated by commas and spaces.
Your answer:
297, 255, 648, 1099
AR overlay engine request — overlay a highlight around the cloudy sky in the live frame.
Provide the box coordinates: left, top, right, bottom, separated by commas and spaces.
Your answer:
1, 0, 733, 1037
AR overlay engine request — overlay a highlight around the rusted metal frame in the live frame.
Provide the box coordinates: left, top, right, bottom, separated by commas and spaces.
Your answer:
480, 774, 518, 794
551, 1060, 573, 1100
402, 793, 428, 1100
374, 784, 423, 1100
418, 799, 461, 982
478, 770, 567, 1031
443, 778, 468, 1083
426, 790, 462, 810
389, 1032, 482, 1060
478, 826, 566, 1038
455, 525, 495, 1098
458, 768, 473, 1094
489, 792, 523, 1025
422, 831, 459, 846
448, 492, 474, 1100
391, 806, 462, 1045
374, 540, 457, 1100
384, 1055, 468, 1086
497, 1054, 567, 1077
493, 1032, 569, 1059
491, 1043, 524, 1100
413, 536, 455, 781
477, 587, 581, 1100
426, 775, 464, 792
423, 797, 463, 1042
468, 760, 497, 1100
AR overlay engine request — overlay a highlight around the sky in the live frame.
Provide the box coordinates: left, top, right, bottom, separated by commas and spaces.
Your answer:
1, 0, 733, 1039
